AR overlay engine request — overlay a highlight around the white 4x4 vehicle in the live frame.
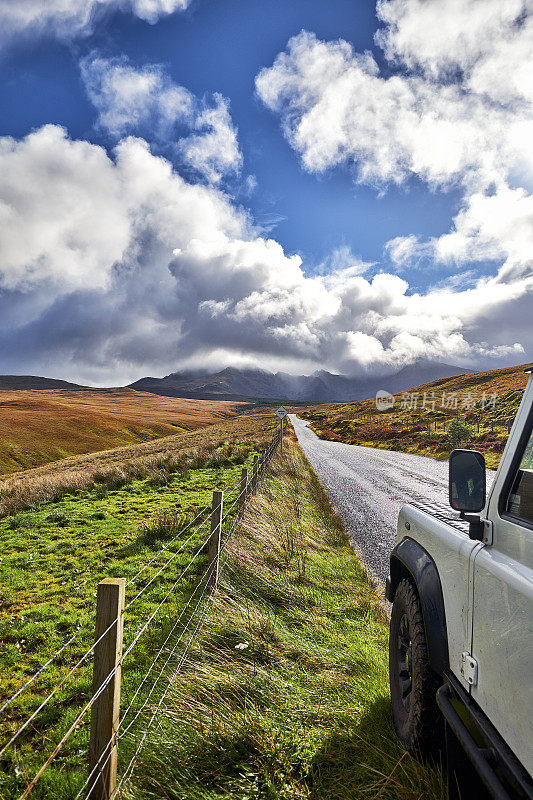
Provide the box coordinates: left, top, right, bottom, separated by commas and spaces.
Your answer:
386, 367, 533, 800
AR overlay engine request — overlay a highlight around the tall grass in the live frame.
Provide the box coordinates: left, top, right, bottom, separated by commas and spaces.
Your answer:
120, 429, 445, 800
0, 417, 272, 518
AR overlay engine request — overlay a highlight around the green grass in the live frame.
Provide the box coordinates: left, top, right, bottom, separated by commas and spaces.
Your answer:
120, 431, 445, 800
0, 440, 263, 799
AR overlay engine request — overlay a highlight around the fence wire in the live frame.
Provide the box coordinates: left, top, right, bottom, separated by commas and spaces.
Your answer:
0, 456, 258, 727
4, 429, 281, 800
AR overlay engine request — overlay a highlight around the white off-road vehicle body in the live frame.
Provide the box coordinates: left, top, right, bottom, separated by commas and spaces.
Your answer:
387, 368, 533, 799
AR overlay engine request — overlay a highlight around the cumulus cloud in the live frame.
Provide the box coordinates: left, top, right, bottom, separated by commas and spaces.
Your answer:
0, 125, 530, 384
0, 0, 191, 44
255, 3, 533, 365
179, 94, 242, 184
81, 55, 242, 183
434, 186, 533, 282
255, 30, 513, 191
81, 55, 194, 139
375, 0, 533, 104
0, 125, 131, 291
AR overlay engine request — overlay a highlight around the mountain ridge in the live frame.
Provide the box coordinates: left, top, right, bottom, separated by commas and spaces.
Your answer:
128, 360, 471, 403
0, 362, 474, 402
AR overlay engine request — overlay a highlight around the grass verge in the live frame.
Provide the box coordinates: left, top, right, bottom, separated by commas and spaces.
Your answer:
123, 426, 445, 800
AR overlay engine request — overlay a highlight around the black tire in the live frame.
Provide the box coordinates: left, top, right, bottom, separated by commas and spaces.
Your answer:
389, 578, 442, 755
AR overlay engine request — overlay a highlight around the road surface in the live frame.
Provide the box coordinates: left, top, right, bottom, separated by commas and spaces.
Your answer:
290, 415, 494, 588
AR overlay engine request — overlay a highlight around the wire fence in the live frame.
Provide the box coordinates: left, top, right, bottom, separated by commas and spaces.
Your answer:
1, 430, 282, 800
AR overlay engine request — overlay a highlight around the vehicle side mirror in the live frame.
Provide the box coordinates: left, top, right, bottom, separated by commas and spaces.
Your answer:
449, 449, 486, 514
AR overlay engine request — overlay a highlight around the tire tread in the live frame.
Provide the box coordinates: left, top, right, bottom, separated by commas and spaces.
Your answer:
389, 578, 442, 755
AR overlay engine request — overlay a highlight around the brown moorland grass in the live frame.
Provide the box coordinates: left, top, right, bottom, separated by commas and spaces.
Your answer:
0, 387, 242, 474
0, 413, 276, 517
302, 361, 532, 468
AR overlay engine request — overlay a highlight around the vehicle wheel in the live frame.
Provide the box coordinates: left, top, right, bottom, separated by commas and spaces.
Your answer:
389, 578, 442, 755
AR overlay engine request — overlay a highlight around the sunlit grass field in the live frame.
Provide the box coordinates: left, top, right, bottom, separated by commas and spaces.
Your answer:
0, 387, 241, 474
0, 414, 275, 518
302, 362, 532, 468
122, 427, 445, 800
0, 415, 276, 798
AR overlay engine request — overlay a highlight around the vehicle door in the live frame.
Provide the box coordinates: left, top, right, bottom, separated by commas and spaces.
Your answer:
470, 400, 533, 776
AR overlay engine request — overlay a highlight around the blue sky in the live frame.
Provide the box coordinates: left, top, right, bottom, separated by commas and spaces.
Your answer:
0, 0, 531, 383
1, 0, 459, 283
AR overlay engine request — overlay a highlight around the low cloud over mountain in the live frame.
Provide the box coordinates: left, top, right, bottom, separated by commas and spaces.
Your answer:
129, 360, 470, 403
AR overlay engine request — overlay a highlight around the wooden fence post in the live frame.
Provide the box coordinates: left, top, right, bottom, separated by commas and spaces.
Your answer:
252, 455, 259, 494
89, 578, 125, 800
207, 490, 223, 592
238, 468, 248, 519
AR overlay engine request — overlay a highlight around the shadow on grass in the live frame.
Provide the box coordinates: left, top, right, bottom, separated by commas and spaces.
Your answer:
309, 696, 446, 800
125, 695, 445, 800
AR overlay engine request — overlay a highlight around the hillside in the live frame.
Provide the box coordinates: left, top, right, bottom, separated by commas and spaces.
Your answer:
302, 361, 533, 468
129, 360, 470, 402
0, 375, 86, 390
0, 387, 240, 474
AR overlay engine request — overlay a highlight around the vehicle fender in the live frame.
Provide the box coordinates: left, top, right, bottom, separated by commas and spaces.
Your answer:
387, 537, 449, 677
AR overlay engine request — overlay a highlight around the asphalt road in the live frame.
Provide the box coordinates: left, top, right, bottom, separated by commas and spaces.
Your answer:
290, 415, 494, 588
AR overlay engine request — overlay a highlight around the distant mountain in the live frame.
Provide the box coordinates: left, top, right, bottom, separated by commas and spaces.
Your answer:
0, 375, 86, 390
129, 360, 471, 403
379, 361, 472, 394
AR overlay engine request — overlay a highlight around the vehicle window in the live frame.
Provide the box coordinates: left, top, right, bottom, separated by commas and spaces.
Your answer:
506, 427, 533, 524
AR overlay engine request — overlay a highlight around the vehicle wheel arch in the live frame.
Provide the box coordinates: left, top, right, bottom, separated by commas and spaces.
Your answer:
388, 538, 450, 679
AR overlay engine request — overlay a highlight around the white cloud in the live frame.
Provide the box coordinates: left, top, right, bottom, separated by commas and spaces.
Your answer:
375, 0, 533, 104
434, 186, 533, 281
0, 124, 531, 385
255, 30, 511, 191
318, 245, 373, 276
81, 55, 194, 139
179, 94, 242, 184
0, 125, 131, 291
81, 55, 242, 183
0, 0, 191, 44
256, 7, 533, 364
385, 235, 422, 268
0, 124, 244, 298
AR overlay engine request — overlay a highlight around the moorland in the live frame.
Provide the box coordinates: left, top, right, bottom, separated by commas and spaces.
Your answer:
302, 362, 532, 468
0, 387, 240, 474
7, 360, 528, 798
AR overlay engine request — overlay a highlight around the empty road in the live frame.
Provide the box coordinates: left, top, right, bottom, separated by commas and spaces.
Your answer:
290, 415, 494, 588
